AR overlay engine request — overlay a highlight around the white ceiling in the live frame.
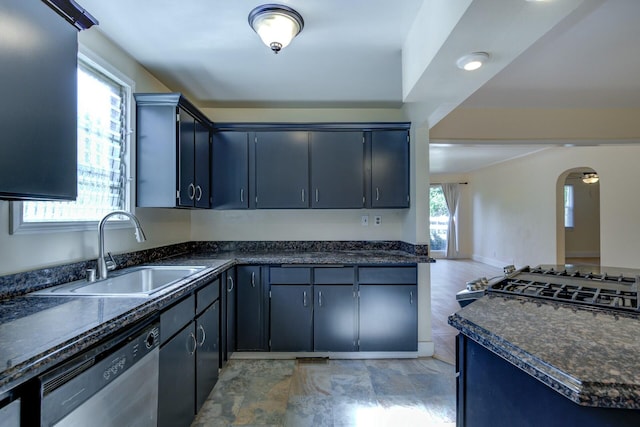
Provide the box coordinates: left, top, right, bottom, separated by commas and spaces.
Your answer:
77, 0, 640, 174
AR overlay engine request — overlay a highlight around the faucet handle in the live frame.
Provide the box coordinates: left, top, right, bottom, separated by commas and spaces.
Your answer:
106, 252, 117, 271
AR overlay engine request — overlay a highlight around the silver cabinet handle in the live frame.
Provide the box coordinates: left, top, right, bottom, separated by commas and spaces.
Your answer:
188, 332, 197, 355
195, 185, 203, 201
197, 324, 206, 346
188, 183, 196, 200
318, 290, 323, 307
315, 188, 319, 203
227, 276, 234, 292
301, 189, 305, 203
303, 290, 307, 307
251, 271, 255, 287
410, 291, 414, 305
376, 187, 380, 201
240, 188, 244, 203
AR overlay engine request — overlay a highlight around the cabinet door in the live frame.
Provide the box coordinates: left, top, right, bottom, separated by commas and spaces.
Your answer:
255, 131, 309, 208
359, 284, 417, 351
371, 130, 409, 208
314, 285, 357, 351
194, 119, 211, 208
178, 109, 196, 207
237, 266, 267, 351
310, 132, 364, 208
225, 270, 237, 359
270, 285, 313, 351
212, 132, 249, 209
0, 0, 77, 200
159, 323, 196, 427
196, 300, 220, 412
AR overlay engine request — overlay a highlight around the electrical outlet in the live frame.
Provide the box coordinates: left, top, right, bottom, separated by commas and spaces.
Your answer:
361, 215, 369, 226
374, 215, 382, 226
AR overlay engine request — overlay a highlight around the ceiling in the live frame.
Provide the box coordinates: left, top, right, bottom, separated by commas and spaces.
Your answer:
78, 0, 640, 175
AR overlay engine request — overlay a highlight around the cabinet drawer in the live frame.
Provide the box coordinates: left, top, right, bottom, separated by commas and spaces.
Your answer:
196, 278, 219, 315
314, 267, 355, 284
270, 267, 311, 284
161, 295, 195, 344
358, 267, 417, 284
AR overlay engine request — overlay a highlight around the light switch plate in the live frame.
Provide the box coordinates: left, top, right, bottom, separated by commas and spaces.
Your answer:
361, 215, 369, 226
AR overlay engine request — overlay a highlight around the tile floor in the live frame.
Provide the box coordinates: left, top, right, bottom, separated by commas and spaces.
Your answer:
192, 358, 456, 427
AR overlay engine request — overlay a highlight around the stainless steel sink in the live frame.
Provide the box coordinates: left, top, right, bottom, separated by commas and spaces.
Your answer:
32, 265, 206, 297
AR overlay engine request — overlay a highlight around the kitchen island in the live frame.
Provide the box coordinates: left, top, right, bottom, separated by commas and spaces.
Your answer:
449, 293, 640, 426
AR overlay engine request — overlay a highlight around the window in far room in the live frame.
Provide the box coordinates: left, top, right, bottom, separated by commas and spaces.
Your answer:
11, 54, 132, 234
429, 185, 449, 251
564, 184, 574, 228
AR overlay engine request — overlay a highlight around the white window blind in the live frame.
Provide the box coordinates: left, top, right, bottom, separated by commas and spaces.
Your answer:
22, 60, 128, 222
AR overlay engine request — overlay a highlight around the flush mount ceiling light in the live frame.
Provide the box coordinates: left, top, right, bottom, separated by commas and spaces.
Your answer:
456, 52, 490, 71
582, 172, 599, 184
248, 4, 304, 54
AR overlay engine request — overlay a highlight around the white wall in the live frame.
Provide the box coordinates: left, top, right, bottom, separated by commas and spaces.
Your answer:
471, 145, 640, 269
564, 177, 600, 257
0, 29, 191, 275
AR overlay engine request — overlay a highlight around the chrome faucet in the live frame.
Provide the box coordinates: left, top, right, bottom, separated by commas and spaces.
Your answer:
97, 211, 147, 280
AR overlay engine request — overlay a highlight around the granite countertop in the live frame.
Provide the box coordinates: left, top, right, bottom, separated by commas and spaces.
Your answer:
0, 247, 425, 395
448, 294, 640, 409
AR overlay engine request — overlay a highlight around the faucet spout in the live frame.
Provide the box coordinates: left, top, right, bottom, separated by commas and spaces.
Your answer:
97, 211, 147, 280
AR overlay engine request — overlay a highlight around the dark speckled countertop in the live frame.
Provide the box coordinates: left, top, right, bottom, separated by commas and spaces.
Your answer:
448, 294, 640, 409
0, 244, 426, 395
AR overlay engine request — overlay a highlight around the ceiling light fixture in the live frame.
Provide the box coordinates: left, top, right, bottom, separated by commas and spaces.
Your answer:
456, 52, 490, 71
248, 4, 304, 54
582, 172, 599, 184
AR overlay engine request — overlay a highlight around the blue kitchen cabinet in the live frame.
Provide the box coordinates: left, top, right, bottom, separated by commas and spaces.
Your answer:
269, 267, 313, 351
255, 131, 309, 208
0, 0, 95, 200
358, 267, 417, 351
236, 266, 268, 351
135, 93, 212, 208
212, 131, 251, 209
310, 131, 364, 208
369, 130, 410, 208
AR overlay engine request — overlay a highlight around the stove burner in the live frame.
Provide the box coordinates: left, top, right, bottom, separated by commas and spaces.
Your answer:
488, 266, 640, 313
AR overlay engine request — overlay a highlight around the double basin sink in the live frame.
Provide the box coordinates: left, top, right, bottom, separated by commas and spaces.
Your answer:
32, 265, 209, 298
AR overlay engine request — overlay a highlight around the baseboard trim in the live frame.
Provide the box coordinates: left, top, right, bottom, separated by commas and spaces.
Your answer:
231, 351, 419, 360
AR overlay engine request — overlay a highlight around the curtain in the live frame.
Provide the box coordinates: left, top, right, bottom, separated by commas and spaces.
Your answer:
441, 183, 460, 258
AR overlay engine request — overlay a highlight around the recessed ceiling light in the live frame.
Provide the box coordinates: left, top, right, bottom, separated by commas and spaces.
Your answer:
456, 52, 490, 71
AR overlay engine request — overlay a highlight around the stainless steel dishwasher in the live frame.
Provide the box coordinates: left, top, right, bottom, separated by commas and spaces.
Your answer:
40, 318, 160, 427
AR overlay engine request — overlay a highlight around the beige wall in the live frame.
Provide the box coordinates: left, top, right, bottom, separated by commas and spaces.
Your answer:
470, 145, 640, 269
430, 108, 640, 140
0, 29, 191, 275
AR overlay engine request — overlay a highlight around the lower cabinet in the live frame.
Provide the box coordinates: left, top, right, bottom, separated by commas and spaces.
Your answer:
358, 284, 417, 351
159, 278, 220, 427
314, 284, 357, 351
159, 322, 196, 427
221, 268, 236, 365
270, 284, 313, 351
236, 266, 268, 351
196, 300, 220, 412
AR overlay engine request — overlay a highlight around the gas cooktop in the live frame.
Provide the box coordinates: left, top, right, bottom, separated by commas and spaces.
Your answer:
487, 265, 640, 313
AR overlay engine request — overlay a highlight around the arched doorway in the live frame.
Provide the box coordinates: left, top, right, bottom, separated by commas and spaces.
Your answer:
556, 168, 600, 265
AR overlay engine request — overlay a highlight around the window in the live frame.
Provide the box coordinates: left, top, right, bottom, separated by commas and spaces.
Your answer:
564, 184, 574, 228
429, 185, 449, 251
11, 54, 132, 233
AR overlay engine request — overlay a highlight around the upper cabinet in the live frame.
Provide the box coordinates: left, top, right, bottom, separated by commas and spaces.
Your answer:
310, 132, 364, 209
210, 124, 410, 210
0, 0, 96, 200
211, 132, 251, 209
369, 130, 410, 208
255, 131, 309, 209
135, 93, 212, 208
